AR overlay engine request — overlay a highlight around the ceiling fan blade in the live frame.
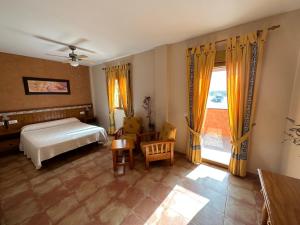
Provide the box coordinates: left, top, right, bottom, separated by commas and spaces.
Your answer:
75, 46, 96, 54
34, 35, 70, 47
35, 35, 96, 54
77, 55, 88, 59
57, 38, 88, 52
81, 59, 96, 65
46, 53, 69, 58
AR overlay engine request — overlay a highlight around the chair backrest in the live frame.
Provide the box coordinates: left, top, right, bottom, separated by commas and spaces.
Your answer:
159, 122, 176, 141
123, 117, 142, 134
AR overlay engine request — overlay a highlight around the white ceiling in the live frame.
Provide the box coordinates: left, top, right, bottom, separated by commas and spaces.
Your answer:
0, 0, 300, 66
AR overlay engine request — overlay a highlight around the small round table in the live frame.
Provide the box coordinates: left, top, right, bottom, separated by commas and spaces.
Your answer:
111, 139, 134, 176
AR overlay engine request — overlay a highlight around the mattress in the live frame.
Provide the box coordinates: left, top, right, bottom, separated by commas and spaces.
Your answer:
19, 117, 108, 169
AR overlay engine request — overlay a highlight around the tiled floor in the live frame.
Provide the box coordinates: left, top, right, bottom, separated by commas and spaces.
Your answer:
0, 143, 263, 225
202, 133, 231, 165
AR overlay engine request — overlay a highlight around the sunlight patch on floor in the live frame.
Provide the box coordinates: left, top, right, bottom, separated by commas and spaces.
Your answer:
202, 147, 231, 165
186, 164, 228, 182
145, 185, 209, 224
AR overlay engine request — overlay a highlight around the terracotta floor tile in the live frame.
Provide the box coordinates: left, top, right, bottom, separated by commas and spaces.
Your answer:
2, 190, 35, 210
97, 200, 130, 225
46, 195, 79, 223
161, 173, 182, 188
75, 180, 98, 202
0, 144, 263, 225
188, 205, 224, 225
224, 216, 257, 225
121, 213, 145, 225
33, 178, 62, 196
59, 169, 81, 183
0, 171, 28, 189
118, 187, 145, 208
145, 207, 189, 225
105, 179, 130, 197
1, 182, 30, 199
3, 198, 41, 225
225, 197, 258, 225
161, 186, 210, 220
169, 164, 191, 177
228, 184, 256, 206
133, 196, 161, 221
39, 186, 71, 210
29, 171, 55, 186
135, 176, 159, 196
93, 171, 115, 189
149, 183, 173, 203
84, 188, 114, 216
117, 169, 143, 186
228, 175, 254, 190
57, 206, 91, 225
64, 174, 88, 189
20, 212, 52, 225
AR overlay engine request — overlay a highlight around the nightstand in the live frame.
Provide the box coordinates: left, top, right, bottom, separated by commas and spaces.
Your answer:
0, 132, 20, 155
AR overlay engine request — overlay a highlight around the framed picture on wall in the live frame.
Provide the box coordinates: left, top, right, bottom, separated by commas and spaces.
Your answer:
23, 77, 71, 95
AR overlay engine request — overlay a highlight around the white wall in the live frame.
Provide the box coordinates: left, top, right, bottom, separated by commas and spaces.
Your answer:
167, 10, 300, 174
90, 50, 155, 130
280, 49, 300, 179
90, 9, 300, 176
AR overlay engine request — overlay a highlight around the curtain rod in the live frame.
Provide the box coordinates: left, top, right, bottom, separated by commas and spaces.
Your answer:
188, 25, 280, 51
102, 63, 131, 70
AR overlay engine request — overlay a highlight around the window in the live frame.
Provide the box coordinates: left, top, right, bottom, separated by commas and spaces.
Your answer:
113, 79, 123, 109
207, 67, 227, 109
202, 66, 231, 166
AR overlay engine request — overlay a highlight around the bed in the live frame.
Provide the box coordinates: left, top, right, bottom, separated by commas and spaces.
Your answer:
19, 117, 108, 169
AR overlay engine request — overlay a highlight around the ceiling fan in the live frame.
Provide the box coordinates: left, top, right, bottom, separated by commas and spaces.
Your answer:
34, 35, 96, 67
47, 45, 90, 67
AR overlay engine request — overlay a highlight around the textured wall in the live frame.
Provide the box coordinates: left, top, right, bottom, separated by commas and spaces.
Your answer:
0, 52, 92, 112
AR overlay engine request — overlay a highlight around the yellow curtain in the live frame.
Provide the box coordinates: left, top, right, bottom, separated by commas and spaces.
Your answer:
118, 64, 134, 117
105, 68, 117, 135
226, 30, 267, 177
186, 43, 216, 163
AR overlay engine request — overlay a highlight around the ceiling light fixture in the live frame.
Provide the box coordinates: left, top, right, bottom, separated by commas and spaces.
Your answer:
70, 59, 79, 67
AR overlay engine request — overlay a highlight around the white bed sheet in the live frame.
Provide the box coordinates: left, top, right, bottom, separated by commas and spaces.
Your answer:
19, 118, 108, 169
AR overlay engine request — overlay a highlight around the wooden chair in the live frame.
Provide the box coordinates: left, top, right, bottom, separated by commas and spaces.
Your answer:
115, 117, 143, 148
140, 122, 176, 169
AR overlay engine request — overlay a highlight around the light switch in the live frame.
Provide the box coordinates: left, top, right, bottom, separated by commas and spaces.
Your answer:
80, 111, 85, 115
0, 121, 4, 126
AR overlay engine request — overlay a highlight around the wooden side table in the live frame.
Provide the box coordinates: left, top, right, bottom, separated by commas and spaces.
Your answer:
258, 169, 300, 225
111, 139, 134, 176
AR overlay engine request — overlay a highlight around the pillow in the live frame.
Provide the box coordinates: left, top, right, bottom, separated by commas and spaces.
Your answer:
123, 117, 142, 134
159, 122, 176, 141
21, 117, 79, 132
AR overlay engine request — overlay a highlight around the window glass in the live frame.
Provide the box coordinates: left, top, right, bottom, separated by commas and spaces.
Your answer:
207, 67, 227, 109
113, 79, 121, 108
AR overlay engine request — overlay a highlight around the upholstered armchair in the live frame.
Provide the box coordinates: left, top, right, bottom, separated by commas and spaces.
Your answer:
115, 117, 143, 147
140, 122, 176, 169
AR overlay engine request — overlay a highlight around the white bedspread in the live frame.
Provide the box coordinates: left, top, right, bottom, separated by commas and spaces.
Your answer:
19, 118, 108, 169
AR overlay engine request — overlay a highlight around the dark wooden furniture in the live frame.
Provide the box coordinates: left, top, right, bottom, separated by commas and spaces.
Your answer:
258, 169, 300, 225
111, 139, 134, 176
0, 131, 20, 155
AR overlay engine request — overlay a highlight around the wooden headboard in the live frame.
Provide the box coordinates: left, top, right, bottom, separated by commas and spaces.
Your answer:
0, 104, 94, 137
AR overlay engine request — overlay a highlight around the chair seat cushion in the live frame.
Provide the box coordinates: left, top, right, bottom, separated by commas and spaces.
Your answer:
120, 133, 137, 142
159, 122, 176, 141
123, 117, 142, 134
